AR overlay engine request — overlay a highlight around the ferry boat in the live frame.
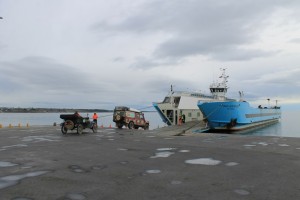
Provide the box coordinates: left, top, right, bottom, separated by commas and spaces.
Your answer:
197, 71, 281, 131
153, 69, 233, 125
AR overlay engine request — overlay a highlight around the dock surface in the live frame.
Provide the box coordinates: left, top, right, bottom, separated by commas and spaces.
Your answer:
0, 124, 299, 200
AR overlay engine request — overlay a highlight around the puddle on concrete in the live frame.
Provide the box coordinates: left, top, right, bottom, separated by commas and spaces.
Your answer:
0, 171, 50, 190
69, 165, 86, 173
178, 150, 190, 153
278, 144, 289, 147
234, 189, 250, 195
0, 161, 18, 167
164, 137, 174, 140
156, 148, 176, 151
22, 135, 61, 142
225, 162, 239, 167
65, 193, 86, 200
108, 138, 115, 141
151, 151, 174, 158
257, 142, 268, 146
120, 161, 129, 165
185, 158, 222, 165
1, 144, 28, 151
117, 148, 128, 151
146, 170, 161, 174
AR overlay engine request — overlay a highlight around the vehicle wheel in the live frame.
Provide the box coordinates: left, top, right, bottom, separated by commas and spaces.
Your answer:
117, 123, 123, 129
144, 124, 149, 130
128, 121, 134, 129
92, 123, 97, 133
77, 124, 83, 134
115, 115, 121, 121
61, 125, 68, 134
64, 120, 74, 130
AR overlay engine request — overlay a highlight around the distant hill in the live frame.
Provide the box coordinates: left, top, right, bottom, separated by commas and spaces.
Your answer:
0, 107, 113, 113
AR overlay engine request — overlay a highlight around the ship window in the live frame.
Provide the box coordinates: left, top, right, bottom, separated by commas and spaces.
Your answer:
188, 113, 192, 117
163, 97, 170, 103
174, 97, 181, 105
197, 112, 200, 117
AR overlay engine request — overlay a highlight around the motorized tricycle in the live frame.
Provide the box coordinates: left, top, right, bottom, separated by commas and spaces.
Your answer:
60, 114, 97, 134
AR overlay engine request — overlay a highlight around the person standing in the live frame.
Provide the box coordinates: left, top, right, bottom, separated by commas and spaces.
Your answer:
92, 113, 98, 124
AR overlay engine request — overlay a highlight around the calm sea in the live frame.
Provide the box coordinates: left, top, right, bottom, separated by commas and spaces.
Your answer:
0, 111, 299, 138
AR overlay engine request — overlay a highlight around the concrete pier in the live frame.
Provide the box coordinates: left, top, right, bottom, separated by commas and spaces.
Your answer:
0, 124, 299, 200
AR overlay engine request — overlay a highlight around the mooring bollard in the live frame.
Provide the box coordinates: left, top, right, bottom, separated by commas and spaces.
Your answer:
26, 123, 29, 128
53, 122, 57, 126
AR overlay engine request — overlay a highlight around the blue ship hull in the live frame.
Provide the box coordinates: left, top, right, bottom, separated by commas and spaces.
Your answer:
197, 101, 281, 131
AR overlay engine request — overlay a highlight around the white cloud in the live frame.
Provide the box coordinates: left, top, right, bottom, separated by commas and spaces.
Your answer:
0, 0, 300, 108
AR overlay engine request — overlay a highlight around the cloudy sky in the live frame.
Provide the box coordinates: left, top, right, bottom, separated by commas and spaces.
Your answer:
0, 0, 300, 110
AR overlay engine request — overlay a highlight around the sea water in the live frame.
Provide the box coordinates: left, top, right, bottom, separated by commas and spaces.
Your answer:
0, 111, 299, 138
0, 112, 166, 131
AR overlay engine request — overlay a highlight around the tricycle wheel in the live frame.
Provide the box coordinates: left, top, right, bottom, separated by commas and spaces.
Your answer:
92, 123, 97, 133
77, 124, 83, 134
144, 124, 149, 130
61, 125, 68, 134
117, 123, 123, 129
128, 121, 134, 129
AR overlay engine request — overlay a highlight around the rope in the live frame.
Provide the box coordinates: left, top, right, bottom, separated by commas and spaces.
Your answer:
98, 105, 154, 119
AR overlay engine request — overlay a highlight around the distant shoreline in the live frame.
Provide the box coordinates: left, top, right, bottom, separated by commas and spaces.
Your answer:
0, 107, 113, 113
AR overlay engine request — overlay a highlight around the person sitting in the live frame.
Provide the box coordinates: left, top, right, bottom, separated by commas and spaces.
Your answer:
74, 111, 81, 118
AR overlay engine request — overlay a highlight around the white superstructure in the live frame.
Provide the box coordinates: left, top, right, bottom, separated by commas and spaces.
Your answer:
153, 68, 233, 126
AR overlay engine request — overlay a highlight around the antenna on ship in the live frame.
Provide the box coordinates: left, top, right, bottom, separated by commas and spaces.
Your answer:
239, 91, 244, 102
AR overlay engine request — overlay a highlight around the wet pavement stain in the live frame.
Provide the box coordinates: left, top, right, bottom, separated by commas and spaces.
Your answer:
0, 161, 18, 167
185, 158, 222, 165
90, 165, 107, 170
225, 162, 239, 167
68, 165, 88, 173
234, 189, 250, 195
0, 171, 50, 190
146, 169, 161, 174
